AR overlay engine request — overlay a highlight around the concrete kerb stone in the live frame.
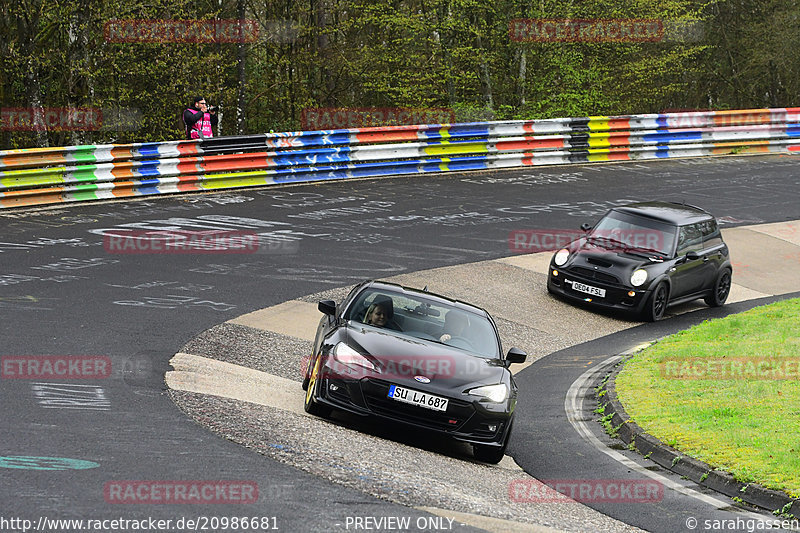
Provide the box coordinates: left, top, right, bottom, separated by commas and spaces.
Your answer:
596, 358, 800, 518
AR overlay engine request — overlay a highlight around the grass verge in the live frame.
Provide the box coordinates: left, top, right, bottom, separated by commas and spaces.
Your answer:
615, 298, 800, 498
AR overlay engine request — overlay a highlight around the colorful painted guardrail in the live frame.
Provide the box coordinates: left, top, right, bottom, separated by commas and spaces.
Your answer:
1, 108, 799, 209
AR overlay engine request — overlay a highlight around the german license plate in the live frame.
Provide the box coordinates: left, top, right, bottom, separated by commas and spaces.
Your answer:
388, 385, 448, 412
567, 279, 606, 298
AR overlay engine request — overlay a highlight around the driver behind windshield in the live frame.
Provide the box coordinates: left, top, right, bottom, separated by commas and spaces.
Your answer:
363, 296, 401, 330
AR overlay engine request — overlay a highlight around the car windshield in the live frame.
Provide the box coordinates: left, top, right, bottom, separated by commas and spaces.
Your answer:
589, 211, 676, 257
344, 288, 501, 358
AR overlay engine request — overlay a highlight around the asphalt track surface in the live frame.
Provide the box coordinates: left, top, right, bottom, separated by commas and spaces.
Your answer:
1, 154, 799, 532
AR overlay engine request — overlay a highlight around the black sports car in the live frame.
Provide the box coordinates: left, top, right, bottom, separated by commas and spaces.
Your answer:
547, 201, 733, 321
302, 280, 527, 463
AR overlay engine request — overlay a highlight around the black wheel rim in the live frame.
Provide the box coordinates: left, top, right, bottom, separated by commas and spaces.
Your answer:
653, 286, 667, 318
717, 272, 731, 301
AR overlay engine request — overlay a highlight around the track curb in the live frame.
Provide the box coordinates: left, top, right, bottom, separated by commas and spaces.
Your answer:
596, 356, 800, 519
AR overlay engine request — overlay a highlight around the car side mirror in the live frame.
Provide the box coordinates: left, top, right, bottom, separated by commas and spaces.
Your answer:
685, 251, 701, 261
506, 347, 527, 365
580, 223, 592, 232
318, 300, 336, 316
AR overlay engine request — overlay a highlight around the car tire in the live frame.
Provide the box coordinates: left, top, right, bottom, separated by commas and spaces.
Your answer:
304, 357, 332, 418
473, 422, 512, 464
643, 282, 668, 322
704, 268, 732, 307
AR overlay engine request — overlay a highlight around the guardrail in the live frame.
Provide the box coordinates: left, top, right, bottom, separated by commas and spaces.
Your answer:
2, 107, 799, 209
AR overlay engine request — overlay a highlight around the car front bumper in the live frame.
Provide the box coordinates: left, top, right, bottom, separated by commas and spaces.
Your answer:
314, 370, 513, 448
547, 265, 653, 314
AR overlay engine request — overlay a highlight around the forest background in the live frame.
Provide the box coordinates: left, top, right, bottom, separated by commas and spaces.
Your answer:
1, 0, 797, 148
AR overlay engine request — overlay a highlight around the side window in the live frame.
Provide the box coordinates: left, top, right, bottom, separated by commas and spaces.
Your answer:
676, 224, 703, 256
699, 219, 723, 249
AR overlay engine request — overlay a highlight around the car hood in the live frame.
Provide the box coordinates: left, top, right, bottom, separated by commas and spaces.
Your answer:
343, 323, 507, 387
568, 237, 654, 271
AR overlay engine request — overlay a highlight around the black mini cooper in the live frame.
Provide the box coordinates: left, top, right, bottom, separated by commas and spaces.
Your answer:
547, 202, 732, 321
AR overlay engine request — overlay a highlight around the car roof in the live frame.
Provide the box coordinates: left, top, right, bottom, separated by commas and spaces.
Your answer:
611, 201, 714, 225
362, 280, 491, 318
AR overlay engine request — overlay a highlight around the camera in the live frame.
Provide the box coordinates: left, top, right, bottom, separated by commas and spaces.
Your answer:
207, 104, 219, 113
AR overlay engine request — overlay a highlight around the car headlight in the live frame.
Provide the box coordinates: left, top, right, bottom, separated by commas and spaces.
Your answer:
332, 342, 378, 372
467, 383, 509, 403
554, 248, 569, 266
630, 268, 648, 287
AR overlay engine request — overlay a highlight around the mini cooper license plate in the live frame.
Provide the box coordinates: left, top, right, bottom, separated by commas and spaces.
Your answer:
388, 385, 448, 412
567, 279, 606, 298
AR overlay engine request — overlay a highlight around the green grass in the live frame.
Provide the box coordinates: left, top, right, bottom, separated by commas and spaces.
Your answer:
616, 298, 800, 498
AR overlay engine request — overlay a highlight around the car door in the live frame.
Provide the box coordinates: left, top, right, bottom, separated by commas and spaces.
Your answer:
698, 219, 727, 288
669, 223, 706, 297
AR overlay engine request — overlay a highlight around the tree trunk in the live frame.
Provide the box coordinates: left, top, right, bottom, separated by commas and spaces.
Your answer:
26, 65, 49, 148
476, 34, 493, 109
518, 48, 527, 107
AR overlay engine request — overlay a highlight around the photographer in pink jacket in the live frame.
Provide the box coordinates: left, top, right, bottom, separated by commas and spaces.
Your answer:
183, 96, 218, 139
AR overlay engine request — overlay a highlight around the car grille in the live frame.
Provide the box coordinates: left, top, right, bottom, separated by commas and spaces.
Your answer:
361, 378, 474, 432
570, 266, 620, 284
